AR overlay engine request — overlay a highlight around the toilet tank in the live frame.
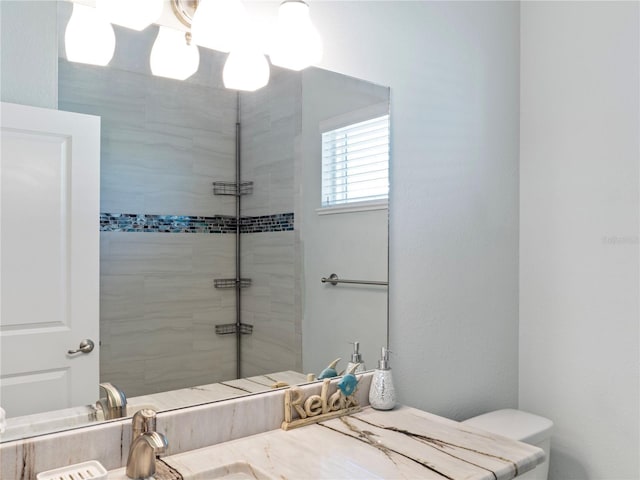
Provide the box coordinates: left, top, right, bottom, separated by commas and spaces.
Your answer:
461, 409, 553, 480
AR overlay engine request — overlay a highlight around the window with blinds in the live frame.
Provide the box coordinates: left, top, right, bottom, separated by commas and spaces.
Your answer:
321, 114, 390, 208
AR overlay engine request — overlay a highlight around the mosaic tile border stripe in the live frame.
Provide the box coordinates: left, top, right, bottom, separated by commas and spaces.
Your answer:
100, 213, 294, 234
241, 213, 295, 233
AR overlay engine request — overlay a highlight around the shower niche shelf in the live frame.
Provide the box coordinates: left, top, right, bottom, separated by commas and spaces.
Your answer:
215, 323, 254, 335
213, 181, 254, 196
214, 278, 252, 289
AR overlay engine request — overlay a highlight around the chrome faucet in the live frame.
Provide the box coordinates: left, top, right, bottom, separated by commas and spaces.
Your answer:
126, 409, 168, 480
97, 382, 127, 420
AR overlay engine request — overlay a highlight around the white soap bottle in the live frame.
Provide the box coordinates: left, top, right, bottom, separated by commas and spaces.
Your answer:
346, 341, 366, 374
369, 347, 396, 410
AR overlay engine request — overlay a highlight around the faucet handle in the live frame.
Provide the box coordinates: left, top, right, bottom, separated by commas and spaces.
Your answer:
132, 408, 157, 441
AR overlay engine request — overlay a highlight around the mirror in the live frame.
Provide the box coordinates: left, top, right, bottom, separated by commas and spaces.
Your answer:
0, 2, 389, 443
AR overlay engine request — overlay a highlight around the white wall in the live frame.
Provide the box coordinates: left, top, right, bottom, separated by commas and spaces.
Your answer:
306, 1, 522, 420
0, 1, 58, 108
519, 2, 640, 479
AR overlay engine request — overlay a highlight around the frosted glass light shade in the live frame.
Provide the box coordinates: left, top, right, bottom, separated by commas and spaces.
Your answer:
65, 4, 115, 66
191, 0, 247, 53
96, 0, 163, 31
150, 27, 200, 80
270, 0, 322, 71
223, 45, 270, 91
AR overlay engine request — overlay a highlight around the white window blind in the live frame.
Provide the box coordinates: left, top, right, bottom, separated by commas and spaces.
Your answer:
321, 114, 389, 208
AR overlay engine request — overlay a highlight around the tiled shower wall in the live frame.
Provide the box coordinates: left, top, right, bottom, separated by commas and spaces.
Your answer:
239, 70, 303, 375
57, 3, 301, 396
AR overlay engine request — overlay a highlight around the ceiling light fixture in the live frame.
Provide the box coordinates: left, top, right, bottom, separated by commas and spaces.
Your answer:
223, 33, 270, 91
65, 0, 324, 90
190, 0, 247, 53
150, 27, 200, 81
65, 3, 116, 67
269, 0, 322, 71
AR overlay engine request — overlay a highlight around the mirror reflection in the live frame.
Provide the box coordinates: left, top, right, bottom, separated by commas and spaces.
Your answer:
0, 1, 389, 443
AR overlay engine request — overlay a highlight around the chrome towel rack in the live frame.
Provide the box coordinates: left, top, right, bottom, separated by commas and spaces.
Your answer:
321, 273, 388, 287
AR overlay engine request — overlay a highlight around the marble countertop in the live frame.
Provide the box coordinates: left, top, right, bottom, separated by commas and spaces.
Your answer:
107, 406, 544, 480
1, 371, 308, 443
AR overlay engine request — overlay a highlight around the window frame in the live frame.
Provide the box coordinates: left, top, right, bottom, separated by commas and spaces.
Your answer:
318, 102, 390, 215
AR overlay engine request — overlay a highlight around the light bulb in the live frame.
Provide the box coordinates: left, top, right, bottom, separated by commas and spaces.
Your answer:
191, 0, 248, 53
96, 0, 163, 31
65, 3, 115, 66
150, 27, 200, 81
270, 0, 322, 71
223, 43, 270, 91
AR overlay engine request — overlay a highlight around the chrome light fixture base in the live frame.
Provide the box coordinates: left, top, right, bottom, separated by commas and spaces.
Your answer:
172, 0, 199, 28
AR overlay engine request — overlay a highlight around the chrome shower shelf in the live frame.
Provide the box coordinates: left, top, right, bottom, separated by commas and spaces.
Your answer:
214, 278, 252, 289
212, 181, 253, 196
215, 323, 254, 335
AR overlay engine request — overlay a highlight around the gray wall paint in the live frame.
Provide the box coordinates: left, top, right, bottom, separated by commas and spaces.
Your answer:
0, 0, 58, 108
520, 2, 640, 479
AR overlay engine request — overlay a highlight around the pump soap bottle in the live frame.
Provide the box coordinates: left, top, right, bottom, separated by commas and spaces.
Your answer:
369, 347, 396, 410
346, 341, 366, 374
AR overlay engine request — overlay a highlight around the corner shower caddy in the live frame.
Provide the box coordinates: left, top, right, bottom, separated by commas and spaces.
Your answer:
212, 95, 254, 379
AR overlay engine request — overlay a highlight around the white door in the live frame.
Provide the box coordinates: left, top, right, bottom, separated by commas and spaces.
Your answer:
0, 102, 100, 418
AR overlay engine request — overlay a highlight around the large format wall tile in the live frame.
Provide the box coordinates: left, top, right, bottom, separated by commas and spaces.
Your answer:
99, 233, 237, 396
240, 232, 301, 377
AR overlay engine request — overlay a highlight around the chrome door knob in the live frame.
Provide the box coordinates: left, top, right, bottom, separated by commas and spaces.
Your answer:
68, 339, 95, 354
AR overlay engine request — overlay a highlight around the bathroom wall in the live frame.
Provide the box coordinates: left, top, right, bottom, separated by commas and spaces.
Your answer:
519, 2, 640, 479
0, 1, 58, 109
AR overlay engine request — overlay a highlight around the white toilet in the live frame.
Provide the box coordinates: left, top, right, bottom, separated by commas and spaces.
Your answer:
462, 409, 553, 479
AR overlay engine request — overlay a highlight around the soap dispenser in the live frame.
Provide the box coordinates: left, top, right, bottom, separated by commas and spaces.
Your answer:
346, 341, 366, 374
369, 347, 396, 410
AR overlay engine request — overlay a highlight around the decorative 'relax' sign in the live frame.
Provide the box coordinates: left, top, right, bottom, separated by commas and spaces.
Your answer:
281, 378, 361, 431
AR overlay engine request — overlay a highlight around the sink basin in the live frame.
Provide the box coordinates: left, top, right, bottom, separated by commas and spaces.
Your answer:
183, 462, 274, 480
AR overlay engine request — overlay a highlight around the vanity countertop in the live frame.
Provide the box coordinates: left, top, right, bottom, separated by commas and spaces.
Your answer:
108, 405, 544, 480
